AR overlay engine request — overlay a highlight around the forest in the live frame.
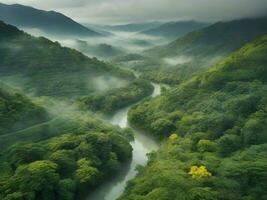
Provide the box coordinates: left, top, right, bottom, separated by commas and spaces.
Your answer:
0, 1, 267, 200
122, 36, 267, 200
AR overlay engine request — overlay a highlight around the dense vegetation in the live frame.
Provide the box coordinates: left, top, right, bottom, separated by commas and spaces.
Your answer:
116, 17, 267, 85
121, 36, 267, 200
75, 40, 124, 59
0, 83, 133, 200
0, 83, 49, 136
0, 21, 136, 200
0, 21, 134, 97
0, 127, 132, 200
76, 79, 153, 114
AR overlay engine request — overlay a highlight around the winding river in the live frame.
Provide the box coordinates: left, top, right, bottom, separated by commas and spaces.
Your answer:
86, 83, 161, 200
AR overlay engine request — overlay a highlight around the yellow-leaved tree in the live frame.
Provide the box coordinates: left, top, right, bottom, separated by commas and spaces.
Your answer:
169, 133, 178, 141
188, 165, 212, 179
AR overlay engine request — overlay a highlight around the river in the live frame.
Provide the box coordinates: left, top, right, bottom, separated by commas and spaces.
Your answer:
86, 83, 161, 200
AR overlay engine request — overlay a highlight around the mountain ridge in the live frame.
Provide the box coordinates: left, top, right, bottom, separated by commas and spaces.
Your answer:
140, 20, 209, 39
0, 3, 101, 37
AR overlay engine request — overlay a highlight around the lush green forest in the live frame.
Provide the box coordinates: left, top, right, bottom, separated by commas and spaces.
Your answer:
0, 83, 49, 136
0, 21, 137, 200
115, 17, 267, 85
0, 21, 134, 97
120, 36, 267, 200
1, 3, 267, 199
0, 82, 134, 199
76, 79, 153, 114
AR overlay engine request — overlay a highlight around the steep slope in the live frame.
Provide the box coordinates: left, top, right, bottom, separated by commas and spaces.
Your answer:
140, 20, 209, 39
0, 21, 133, 97
75, 40, 125, 59
147, 17, 267, 57
76, 79, 153, 114
121, 36, 267, 200
0, 83, 49, 136
128, 17, 267, 84
0, 3, 101, 37
0, 84, 133, 199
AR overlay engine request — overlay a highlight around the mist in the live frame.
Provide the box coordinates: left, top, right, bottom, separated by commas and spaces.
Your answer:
90, 75, 129, 93
21, 27, 169, 60
163, 56, 192, 66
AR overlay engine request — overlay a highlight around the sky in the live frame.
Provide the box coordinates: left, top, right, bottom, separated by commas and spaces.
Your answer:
1, 0, 267, 24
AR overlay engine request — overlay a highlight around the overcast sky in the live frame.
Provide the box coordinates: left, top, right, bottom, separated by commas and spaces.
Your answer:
1, 0, 267, 24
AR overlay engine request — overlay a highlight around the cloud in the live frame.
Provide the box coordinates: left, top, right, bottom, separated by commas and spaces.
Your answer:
1, 0, 267, 24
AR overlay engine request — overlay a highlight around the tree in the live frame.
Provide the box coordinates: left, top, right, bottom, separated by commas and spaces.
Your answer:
8, 143, 45, 168
188, 165, 212, 179
75, 158, 99, 187
218, 134, 241, 156
9, 161, 59, 200
169, 133, 178, 141
151, 118, 175, 137
197, 139, 217, 152
49, 150, 76, 176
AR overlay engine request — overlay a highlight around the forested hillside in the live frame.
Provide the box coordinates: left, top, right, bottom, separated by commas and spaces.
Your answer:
0, 82, 133, 200
76, 79, 153, 114
121, 17, 267, 84
140, 20, 208, 39
0, 21, 133, 97
0, 83, 49, 136
121, 35, 267, 200
0, 21, 138, 200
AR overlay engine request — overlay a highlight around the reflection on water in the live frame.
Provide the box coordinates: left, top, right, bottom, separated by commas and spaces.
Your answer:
86, 83, 161, 200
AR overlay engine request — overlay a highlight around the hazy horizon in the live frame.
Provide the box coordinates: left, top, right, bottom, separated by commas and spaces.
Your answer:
1, 0, 267, 25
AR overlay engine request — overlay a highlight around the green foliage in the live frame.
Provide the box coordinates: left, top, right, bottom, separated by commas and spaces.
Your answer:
118, 17, 267, 85
75, 158, 99, 186
122, 36, 267, 199
4, 160, 60, 200
0, 86, 49, 135
0, 21, 134, 97
0, 83, 133, 200
0, 130, 132, 199
76, 79, 153, 114
197, 139, 217, 152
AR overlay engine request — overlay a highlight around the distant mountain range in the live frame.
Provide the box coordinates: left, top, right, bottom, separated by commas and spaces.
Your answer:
124, 16, 267, 84
140, 20, 209, 39
146, 17, 267, 58
95, 22, 163, 32
0, 3, 101, 37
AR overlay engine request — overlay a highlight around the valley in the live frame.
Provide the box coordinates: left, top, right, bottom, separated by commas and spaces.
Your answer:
0, 2, 267, 200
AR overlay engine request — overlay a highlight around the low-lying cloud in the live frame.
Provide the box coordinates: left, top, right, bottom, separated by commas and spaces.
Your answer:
163, 56, 192, 66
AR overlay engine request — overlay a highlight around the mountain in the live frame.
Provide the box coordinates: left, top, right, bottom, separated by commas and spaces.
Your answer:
0, 21, 133, 97
0, 82, 133, 199
0, 22, 134, 200
147, 17, 267, 57
75, 40, 125, 59
98, 22, 163, 32
122, 35, 267, 200
129, 17, 267, 84
140, 20, 209, 39
0, 3, 101, 37
0, 83, 49, 136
